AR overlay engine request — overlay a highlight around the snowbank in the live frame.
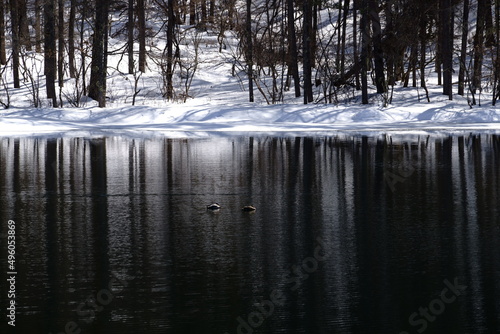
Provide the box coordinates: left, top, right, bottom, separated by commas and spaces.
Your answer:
1, 99, 500, 137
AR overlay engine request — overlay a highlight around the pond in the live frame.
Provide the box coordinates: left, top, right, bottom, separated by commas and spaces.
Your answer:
1, 134, 499, 334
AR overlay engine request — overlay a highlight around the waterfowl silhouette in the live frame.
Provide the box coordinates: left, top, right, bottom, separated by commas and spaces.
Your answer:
206, 203, 221, 210
241, 205, 256, 212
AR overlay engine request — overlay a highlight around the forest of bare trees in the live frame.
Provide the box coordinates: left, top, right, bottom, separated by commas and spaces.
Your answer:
0, 0, 499, 107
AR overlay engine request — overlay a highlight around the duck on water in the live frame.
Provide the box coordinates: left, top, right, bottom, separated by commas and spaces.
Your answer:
206, 203, 256, 212
206, 203, 221, 210
241, 205, 256, 212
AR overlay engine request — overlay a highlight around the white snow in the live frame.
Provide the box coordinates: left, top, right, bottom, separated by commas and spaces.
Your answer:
0, 21, 499, 138
1, 83, 499, 137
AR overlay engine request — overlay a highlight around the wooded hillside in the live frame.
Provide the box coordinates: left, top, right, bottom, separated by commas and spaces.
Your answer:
1, 0, 499, 108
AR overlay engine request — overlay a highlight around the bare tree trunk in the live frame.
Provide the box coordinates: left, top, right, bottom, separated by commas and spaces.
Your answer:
287, 0, 300, 97
472, 0, 486, 94
369, 0, 385, 93
128, 0, 134, 74
89, 0, 110, 107
441, 0, 453, 99
58, 0, 65, 87
18, 0, 31, 49
80, 1, 88, 96
458, 0, 469, 96
68, 0, 76, 78
340, 0, 350, 77
419, 8, 428, 90
201, 0, 206, 26
44, 0, 58, 106
189, 0, 195, 25
165, 0, 175, 99
35, 0, 42, 52
246, 0, 254, 102
0, 0, 6, 65
138, 0, 146, 72
303, 0, 313, 103
360, 0, 369, 104
209, 0, 214, 23
493, 0, 500, 105
10, 0, 20, 88
353, 0, 360, 90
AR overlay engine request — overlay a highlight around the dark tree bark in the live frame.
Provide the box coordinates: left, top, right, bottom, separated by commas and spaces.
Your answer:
419, 5, 429, 92
58, 0, 65, 87
340, 0, 350, 77
352, 0, 360, 90
493, 0, 500, 104
44, 0, 57, 106
9, 0, 20, 88
68, 0, 76, 78
472, 0, 486, 94
128, 0, 134, 74
89, 0, 110, 107
440, 0, 453, 99
302, 0, 313, 103
458, 0, 469, 96
360, 0, 369, 104
35, 0, 42, 52
0, 0, 6, 65
246, 0, 254, 102
311, 0, 318, 66
138, 0, 146, 72
80, 0, 88, 96
209, 0, 214, 23
189, 0, 195, 25
368, 0, 385, 93
18, 0, 31, 49
201, 0, 207, 26
165, 0, 175, 99
287, 0, 300, 97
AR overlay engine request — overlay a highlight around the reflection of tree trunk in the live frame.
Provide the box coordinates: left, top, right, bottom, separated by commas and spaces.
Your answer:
89, 138, 110, 289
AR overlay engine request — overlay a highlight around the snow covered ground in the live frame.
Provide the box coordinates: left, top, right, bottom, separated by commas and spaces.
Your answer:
1, 80, 499, 137
0, 24, 499, 138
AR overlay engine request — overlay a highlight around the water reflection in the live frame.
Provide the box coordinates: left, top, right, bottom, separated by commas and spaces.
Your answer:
0, 134, 499, 333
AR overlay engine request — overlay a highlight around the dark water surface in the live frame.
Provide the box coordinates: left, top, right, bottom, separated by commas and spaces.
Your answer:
1, 134, 499, 334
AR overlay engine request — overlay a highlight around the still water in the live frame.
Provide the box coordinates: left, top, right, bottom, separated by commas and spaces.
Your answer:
0, 134, 499, 334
